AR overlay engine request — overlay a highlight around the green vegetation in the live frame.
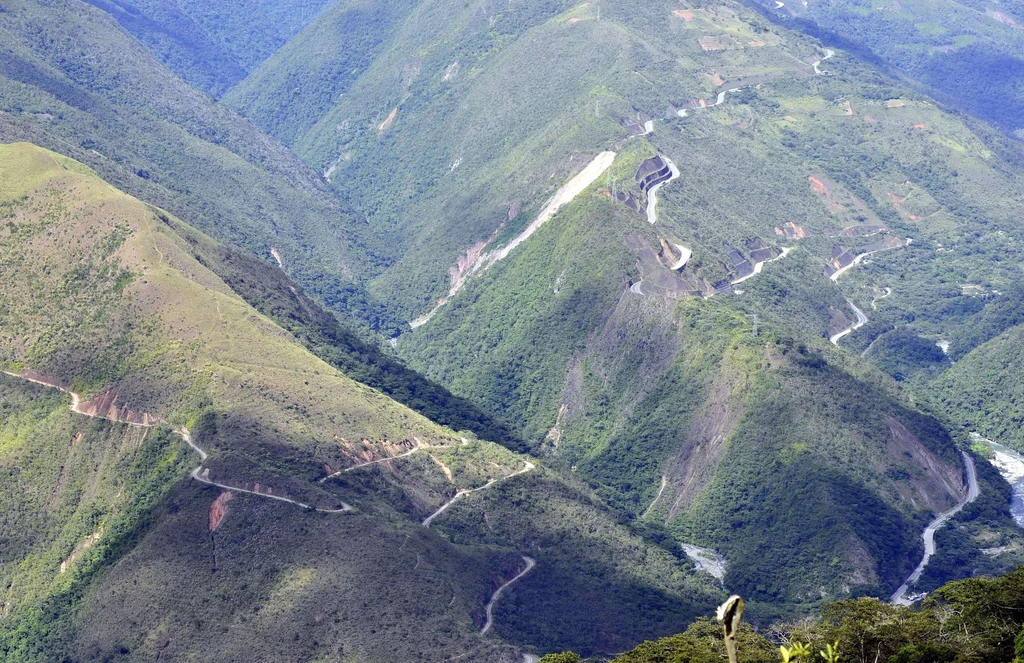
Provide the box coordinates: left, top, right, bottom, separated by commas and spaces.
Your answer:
224, 0, 422, 145
165, 216, 525, 451
0, 0, 397, 333
219, 0, 1024, 614
933, 323, 1024, 453
546, 567, 1024, 663
778, 0, 1024, 134
2, 0, 1024, 655
0, 142, 730, 660
81, 0, 335, 95
0, 375, 189, 660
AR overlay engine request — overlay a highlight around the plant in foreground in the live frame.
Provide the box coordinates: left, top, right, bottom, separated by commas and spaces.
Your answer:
780, 641, 811, 662
717, 595, 744, 663
820, 641, 841, 663
719, 595, 842, 663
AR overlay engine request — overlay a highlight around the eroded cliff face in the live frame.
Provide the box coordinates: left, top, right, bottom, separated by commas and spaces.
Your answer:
78, 387, 161, 427
882, 416, 964, 513
665, 374, 746, 520
209, 491, 235, 531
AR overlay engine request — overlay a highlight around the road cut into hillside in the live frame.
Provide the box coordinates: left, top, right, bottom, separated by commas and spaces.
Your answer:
677, 87, 743, 118
891, 452, 978, 606
481, 556, 536, 635
830, 298, 868, 345
411, 151, 616, 329
646, 156, 680, 224
871, 286, 892, 310
731, 246, 795, 286
423, 461, 535, 528
830, 241, 906, 282
319, 444, 425, 482
813, 49, 834, 75
2, 370, 352, 514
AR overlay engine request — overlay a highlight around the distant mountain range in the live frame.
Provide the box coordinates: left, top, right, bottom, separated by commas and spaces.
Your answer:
2, 0, 1024, 660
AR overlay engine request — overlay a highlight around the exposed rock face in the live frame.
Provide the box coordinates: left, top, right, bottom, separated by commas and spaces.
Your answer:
883, 416, 963, 512
209, 491, 235, 531
78, 387, 160, 426
775, 221, 811, 240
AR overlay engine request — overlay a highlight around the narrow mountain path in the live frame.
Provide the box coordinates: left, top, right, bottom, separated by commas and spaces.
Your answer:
646, 156, 680, 225
319, 445, 424, 483
423, 461, 535, 528
890, 452, 978, 606
480, 556, 536, 635
1, 370, 352, 513
830, 298, 868, 345
871, 287, 892, 310
830, 242, 906, 282
812, 49, 834, 76
641, 476, 668, 518
731, 246, 795, 286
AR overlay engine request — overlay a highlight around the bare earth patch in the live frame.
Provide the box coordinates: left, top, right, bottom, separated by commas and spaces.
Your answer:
378, 107, 398, 132
209, 491, 235, 531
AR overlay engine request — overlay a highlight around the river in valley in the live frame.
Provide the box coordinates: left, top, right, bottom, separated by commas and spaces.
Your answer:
972, 433, 1024, 528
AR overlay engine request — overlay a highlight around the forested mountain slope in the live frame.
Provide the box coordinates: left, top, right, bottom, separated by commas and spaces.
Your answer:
0, 142, 726, 660
1, 0, 1023, 656
218, 0, 1024, 611
935, 323, 1024, 454
0, 0, 398, 332
757, 0, 1024, 137
223, 0, 422, 145
79, 0, 336, 95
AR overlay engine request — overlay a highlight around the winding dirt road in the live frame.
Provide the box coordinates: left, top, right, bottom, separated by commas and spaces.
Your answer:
641, 476, 668, 518
646, 156, 680, 225
871, 287, 892, 310
731, 246, 795, 286
319, 445, 424, 483
830, 298, 868, 345
481, 556, 536, 635
830, 242, 906, 282
423, 461, 535, 528
2, 370, 352, 513
890, 452, 978, 606
677, 87, 742, 118
812, 49, 834, 76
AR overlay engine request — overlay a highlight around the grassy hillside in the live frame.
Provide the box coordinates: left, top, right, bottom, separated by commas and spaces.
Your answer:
214, 0, 1024, 611
765, 0, 1024, 136
164, 218, 525, 450
0, 142, 727, 659
0, 0, 398, 333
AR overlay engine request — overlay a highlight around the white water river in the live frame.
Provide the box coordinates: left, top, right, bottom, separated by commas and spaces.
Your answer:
972, 433, 1024, 528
